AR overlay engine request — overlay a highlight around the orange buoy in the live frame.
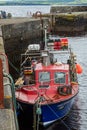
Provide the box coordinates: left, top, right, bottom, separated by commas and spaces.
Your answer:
76, 64, 83, 74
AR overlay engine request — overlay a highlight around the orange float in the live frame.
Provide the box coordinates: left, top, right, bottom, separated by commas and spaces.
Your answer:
61, 38, 68, 46
76, 63, 83, 74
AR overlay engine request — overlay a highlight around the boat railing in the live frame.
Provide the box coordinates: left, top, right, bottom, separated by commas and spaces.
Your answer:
48, 49, 70, 54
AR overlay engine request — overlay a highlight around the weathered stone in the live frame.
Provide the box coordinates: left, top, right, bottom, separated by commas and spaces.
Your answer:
50, 5, 87, 13
0, 109, 16, 130
0, 18, 49, 79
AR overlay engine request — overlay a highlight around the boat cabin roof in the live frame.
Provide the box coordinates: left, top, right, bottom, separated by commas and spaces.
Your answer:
35, 63, 69, 71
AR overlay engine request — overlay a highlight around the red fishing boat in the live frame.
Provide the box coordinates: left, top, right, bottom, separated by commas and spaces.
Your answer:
15, 29, 82, 127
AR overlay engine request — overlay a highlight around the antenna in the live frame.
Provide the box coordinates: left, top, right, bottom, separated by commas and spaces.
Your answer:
44, 26, 47, 50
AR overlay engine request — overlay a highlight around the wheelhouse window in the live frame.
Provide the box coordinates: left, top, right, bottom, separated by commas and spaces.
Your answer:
54, 72, 65, 84
39, 71, 50, 83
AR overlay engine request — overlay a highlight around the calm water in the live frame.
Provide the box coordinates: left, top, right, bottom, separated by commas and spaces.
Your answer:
1, 5, 87, 130
0, 5, 50, 17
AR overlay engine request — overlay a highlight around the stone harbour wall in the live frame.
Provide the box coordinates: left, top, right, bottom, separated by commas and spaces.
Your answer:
0, 18, 49, 79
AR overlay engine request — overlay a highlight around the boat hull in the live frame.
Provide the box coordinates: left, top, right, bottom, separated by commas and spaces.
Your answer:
17, 95, 76, 126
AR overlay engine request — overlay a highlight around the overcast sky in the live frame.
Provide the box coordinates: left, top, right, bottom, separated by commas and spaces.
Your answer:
0, 0, 13, 1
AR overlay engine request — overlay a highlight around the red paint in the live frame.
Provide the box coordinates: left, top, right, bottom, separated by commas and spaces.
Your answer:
54, 41, 61, 50
16, 63, 78, 104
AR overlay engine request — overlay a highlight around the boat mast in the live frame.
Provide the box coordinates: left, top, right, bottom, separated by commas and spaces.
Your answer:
44, 26, 47, 50
41, 26, 51, 66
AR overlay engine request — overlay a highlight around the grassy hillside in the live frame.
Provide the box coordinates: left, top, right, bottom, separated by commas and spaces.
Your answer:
0, 0, 87, 5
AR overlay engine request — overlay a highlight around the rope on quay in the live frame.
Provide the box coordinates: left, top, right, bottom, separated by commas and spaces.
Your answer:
33, 97, 42, 130
3, 73, 19, 130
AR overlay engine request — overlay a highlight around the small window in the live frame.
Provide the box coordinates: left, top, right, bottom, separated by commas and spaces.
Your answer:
54, 72, 65, 84
39, 71, 50, 83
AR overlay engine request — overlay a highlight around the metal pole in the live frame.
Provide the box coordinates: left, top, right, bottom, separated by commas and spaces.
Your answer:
44, 26, 47, 50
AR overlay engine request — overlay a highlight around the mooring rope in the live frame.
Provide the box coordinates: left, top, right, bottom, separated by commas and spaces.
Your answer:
33, 97, 42, 130
8, 59, 20, 74
3, 73, 19, 130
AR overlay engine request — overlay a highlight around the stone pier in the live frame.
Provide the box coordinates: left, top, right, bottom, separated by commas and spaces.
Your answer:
0, 35, 18, 130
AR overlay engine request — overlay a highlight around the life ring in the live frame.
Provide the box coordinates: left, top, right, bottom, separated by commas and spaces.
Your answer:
57, 85, 72, 96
